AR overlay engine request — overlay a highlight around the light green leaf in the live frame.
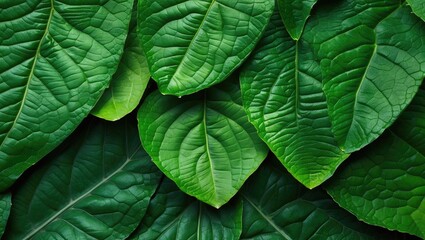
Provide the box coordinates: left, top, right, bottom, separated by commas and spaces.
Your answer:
240, 9, 348, 188
138, 77, 269, 208
326, 85, 425, 238
407, 0, 425, 21
0, 0, 133, 191
310, 1, 425, 152
128, 178, 242, 240
4, 116, 162, 240
0, 193, 11, 238
138, 0, 275, 96
277, 0, 317, 40
92, 6, 150, 121
240, 157, 407, 240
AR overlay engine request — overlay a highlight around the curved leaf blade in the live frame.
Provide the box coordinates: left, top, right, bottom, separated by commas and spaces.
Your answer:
138, 77, 269, 208
240, 9, 348, 188
277, 0, 317, 40
0, 193, 11, 238
241, 157, 409, 240
326, 85, 425, 238
4, 116, 162, 240
310, 1, 425, 152
128, 178, 242, 240
138, 0, 275, 96
0, 0, 132, 191
407, 0, 425, 22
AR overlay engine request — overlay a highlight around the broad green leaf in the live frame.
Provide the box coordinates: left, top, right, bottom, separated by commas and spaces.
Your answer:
240, 157, 408, 240
0, 0, 133, 191
128, 178, 242, 240
326, 85, 425, 238
138, 77, 269, 208
407, 0, 425, 21
0, 193, 11, 238
277, 0, 317, 40
4, 116, 162, 240
138, 0, 275, 96
92, 5, 150, 121
310, 1, 425, 152
240, 9, 348, 188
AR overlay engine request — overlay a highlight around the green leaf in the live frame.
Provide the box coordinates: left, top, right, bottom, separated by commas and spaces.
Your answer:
0, 0, 133, 191
138, 0, 275, 96
240, 157, 407, 240
0, 193, 11, 238
309, 1, 425, 152
138, 77, 269, 208
326, 85, 425, 238
240, 9, 348, 188
277, 0, 317, 40
91, 6, 150, 121
407, 0, 425, 22
128, 177, 243, 240
4, 116, 162, 240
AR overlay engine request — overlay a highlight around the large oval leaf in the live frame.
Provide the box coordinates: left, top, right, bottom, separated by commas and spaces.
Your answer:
240, 9, 348, 188
311, 1, 425, 152
92, 7, 150, 121
138, 0, 275, 96
128, 177, 242, 240
0, 0, 132, 191
326, 85, 425, 238
240, 157, 410, 240
407, 0, 425, 21
4, 116, 162, 240
138, 77, 269, 208
277, 0, 317, 40
0, 194, 11, 238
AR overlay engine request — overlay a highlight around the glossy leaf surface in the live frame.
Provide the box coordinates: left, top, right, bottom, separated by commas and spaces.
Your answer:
138, 78, 268, 208
4, 116, 162, 240
138, 0, 275, 96
92, 8, 150, 121
407, 0, 425, 21
0, 0, 132, 191
326, 85, 425, 238
240, 10, 348, 188
129, 178, 242, 240
240, 157, 406, 240
277, 0, 317, 40
0, 194, 11, 238
311, 1, 425, 152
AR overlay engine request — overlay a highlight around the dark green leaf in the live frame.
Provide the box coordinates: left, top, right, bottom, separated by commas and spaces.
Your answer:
309, 1, 425, 152
138, 77, 269, 208
4, 116, 162, 240
138, 0, 275, 96
277, 0, 317, 40
240, 157, 407, 240
0, 193, 11, 238
326, 85, 425, 238
0, 0, 133, 191
407, 0, 425, 22
240, 9, 348, 188
128, 178, 242, 240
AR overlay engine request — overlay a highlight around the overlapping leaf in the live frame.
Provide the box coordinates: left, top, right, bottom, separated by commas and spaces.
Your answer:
407, 0, 425, 21
0, 194, 11, 238
128, 178, 242, 240
138, 0, 275, 96
309, 1, 425, 152
326, 84, 425, 238
0, 0, 132, 191
276, 0, 317, 40
138, 77, 268, 208
240, 157, 408, 240
4, 116, 162, 240
240, 9, 348, 188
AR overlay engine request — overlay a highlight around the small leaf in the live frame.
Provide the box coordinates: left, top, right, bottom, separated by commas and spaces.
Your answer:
277, 0, 318, 40
240, 157, 410, 240
138, 0, 275, 96
311, 1, 425, 152
326, 85, 425, 238
128, 178, 242, 240
240, 8, 348, 188
138, 77, 269, 208
4, 116, 162, 240
407, 0, 425, 22
0, 193, 11, 238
